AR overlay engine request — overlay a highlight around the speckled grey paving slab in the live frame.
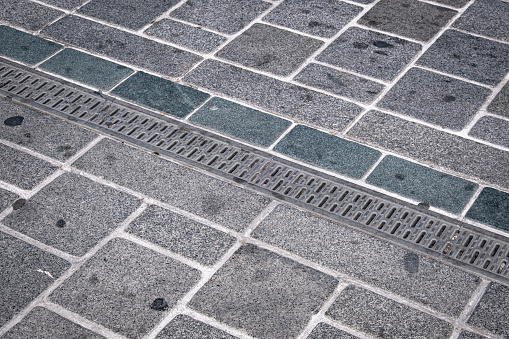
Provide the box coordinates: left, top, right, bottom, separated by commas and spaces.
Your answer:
453, 0, 509, 42
73, 139, 271, 232
469, 116, 509, 148
216, 24, 323, 76
468, 283, 509, 337
417, 30, 509, 86
3, 173, 140, 256
2, 307, 105, 339
466, 188, 509, 232
488, 82, 509, 118
378, 68, 490, 130
189, 97, 291, 147
458, 332, 486, 339
316, 27, 421, 81
183, 60, 363, 132
347, 110, 509, 188
189, 244, 337, 339
169, 0, 270, 34
431, 0, 469, 8
358, 0, 456, 42
252, 205, 481, 316
36, 0, 87, 9
0, 188, 18, 211
0, 232, 70, 326
263, 0, 362, 38
0, 0, 64, 31
0, 98, 97, 161
41, 15, 202, 77
326, 286, 453, 338
50, 238, 201, 339
294, 63, 385, 103
308, 323, 359, 339
156, 315, 237, 339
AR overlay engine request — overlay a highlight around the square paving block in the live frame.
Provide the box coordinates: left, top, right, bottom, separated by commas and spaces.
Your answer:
2, 173, 141, 256
467, 283, 509, 337
469, 116, 509, 148
378, 68, 490, 130
36, 0, 87, 9
466, 188, 509, 232
488, 81, 509, 118
156, 315, 236, 339
0, 232, 70, 326
188, 244, 337, 339
0, 0, 64, 31
216, 24, 323, 76
453, 0, 509, 42
49, 238, 201, 339
308, 323, 359, 339
316, 27, 421, 81
0, 188, 18, 211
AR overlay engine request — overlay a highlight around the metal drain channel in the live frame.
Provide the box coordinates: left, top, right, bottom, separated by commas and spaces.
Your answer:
1, 58, 508, 284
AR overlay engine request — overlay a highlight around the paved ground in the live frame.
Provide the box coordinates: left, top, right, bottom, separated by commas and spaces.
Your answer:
0, 0, 508, 338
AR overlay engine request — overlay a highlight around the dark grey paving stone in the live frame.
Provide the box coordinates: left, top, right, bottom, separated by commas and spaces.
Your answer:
347, 110, 509, 189
0, 26, 62, 66
40, 48, 133, 90
378, 68, 490, 130
358, 0, 456, 42
127, 205, 236, 266
0, 0, 64, 31
0, 97, 97, 161
36, 0, 87, 10
350, 0, 374, 3
458, 332, 486, 339
294, 63, 385, 103
0, 232, 70, 326
189, 97, 291, 147
3, 173, 140, 256
326, 286, 453, 338
111, 71, 210, 118
189, 244, 337, 339
274, 125, 381, 179
308, 323, 359, 339
0, 188, 18, 211
417, 30, 509, 86
468, 283, 509, 337
252, 204, 482, 316
41, 15, 202, 77
469, 116, 509, 148
73, 139, 271, 232
453, 0, 509, 42
263, 0, 362, 38
3, 307, 105, 339
145, 19, 227, 53
488, 82, 509, 118
316, 27, 421, 81
156, 315, 236, 339
429, 0, 469, 8
169, 0, 271, 35
216, 24, 323, 76
78, 0, 179, 30
183, 60, 363, 132
50, 238, 201, 339
466, 188, 509, 232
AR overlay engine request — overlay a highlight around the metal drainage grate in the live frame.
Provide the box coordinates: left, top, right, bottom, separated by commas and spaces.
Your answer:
1, 58, 508, 284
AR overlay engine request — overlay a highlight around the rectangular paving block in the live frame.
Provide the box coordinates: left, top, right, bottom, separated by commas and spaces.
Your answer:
36, 0, 87, 9
252, 204, 481, 316
326, 286, 453, 338
183, 60, 363, 132
466, 188, 509, 232
0, 188, 18, 211
308, 323, 359, 339
453, 0, 509, 42
431, 0, 469, 8
467, 283, 509, 337
0, 0, 64, 31
156, 315, 237, 339
41, 15, 202, 77
488, 81, 509, 118
459, 332, 486, 339
469, 116, 509, 148
73, 139, 271, 232
49, 238, 201, 339
189, 97, 291, 147
347, 110, 509, 189
188, 244, 337, 339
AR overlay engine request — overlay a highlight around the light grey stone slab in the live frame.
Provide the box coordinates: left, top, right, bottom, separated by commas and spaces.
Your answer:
487, 81, 509, 118
308, 323, 360, 339
0, 188, 18, 211
467, 283, 509, 337
453, 0, 509, 42
155, 315, 237, 339
469, 116, 509, 148
0, 0, 64, 31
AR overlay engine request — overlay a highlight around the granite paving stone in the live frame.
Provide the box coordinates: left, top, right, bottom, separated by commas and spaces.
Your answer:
0, 188, 18, 212
155, 315, 237, 339
465, 188, 509, 232
49, 238, 201, 339
294, 63, 385, 103
469, 116, 509, 148
111, 71, 210, 118
358, 0, 457, 42
169, 0, 271, 35
308, 323, 359, 339
189, 97, 292, 147
262, 0, 362, 38
488, 81, 509, 118
430, 0, 469, 8
378, 68, 491, 130
188, 244, 337, 339
326, 286, 453, 338
274, 125, 381, 179
73, 139, 271, 232
0, 232, 70, 326
252, 204, 481, 316
453, 0, 509, 42
347, 110, 509, 188
467, 283, 509, 337
350, 0, 374, 3
0, 98, 97, 161
0, 0, 64, 31
417, 30, 509, 86
0, 26, 62, 66
458, 332, 486, 339
40, 48, 133, 91
2, 173, 141, 256
216, 23, 323, 76
35, 0, 87, 9
316, 27, 421, 81
41, 15, 202, 77
183, 60, 363, 131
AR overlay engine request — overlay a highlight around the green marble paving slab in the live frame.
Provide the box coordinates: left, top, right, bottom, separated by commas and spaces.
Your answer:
466, 188, 509, 232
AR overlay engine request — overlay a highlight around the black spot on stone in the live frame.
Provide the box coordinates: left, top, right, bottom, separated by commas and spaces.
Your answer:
373, 50, 388, 56
301, 9, 310, 14
443, 95, 456, 102
308, 21, 321, 27
12, 199, 27, 210
418, 202, 430, 209
395, 174, 405, 180
403, 252, 419, 273
150, 298, 169, 311
56, 219, 66, 228
4, 116, 24, 126
24, 132, 32, 138
464, 183, 476, 192
57, 145, 72, 152
373, 41, 393, 48
353, 42, 369, 49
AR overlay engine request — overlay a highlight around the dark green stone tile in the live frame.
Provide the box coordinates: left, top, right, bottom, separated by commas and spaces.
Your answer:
189, 97, 291, 147
0, 26, 62, 65
40, 48, 133, 90
274, 125, 381, 179
111, 72, 210, 118
466, 188, 509, 232
367, 155, 478, 213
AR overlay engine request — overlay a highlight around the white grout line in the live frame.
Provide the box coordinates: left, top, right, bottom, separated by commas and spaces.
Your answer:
267, 122, 296, 151
361, 153, 385, 181
320, 317, 378, 339
311, 60, 390, 85
180, 308, 255, 339
183, 95, 213, 121
451, 27, 509, 47
135, 0, 190, 35
460, 185, 484, 219
0, 138, 63, 166
417, 0, 465, 10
